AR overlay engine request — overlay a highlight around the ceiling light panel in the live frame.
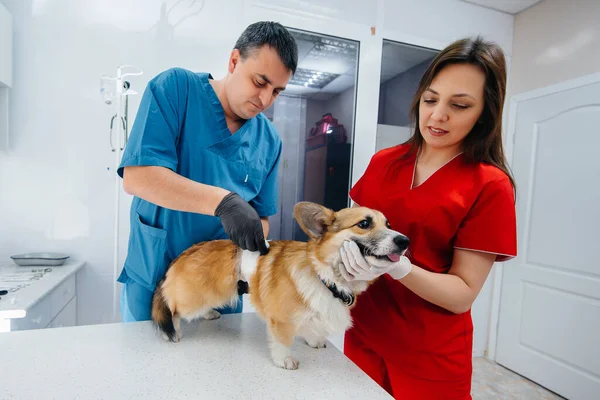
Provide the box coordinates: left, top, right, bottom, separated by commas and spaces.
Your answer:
289, 68, 339, 89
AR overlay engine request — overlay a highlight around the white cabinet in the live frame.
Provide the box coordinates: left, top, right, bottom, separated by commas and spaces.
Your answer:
0, 262, 84, 332
10, 274, 78, 331
0, 2, 12, 151
50, 297, 77, 329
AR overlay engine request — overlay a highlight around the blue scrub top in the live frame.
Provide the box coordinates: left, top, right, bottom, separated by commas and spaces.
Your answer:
116, 67, 282, 294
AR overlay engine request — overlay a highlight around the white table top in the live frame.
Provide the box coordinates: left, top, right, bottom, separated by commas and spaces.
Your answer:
0, 313, 392, 400
0, 260, 84, 318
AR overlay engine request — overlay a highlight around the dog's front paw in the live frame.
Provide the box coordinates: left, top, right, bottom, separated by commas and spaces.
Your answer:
202, 310, 221, 320
273, 356, 300, 370
304, 337, 327, 349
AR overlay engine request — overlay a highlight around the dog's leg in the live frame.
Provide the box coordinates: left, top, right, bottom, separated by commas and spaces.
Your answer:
303, 335, 327, 349
268, 320, 299, 370
201, 309, 221, 320
173, 314, 181, 342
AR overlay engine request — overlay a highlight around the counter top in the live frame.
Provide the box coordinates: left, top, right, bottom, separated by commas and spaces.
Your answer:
0, 313, 392, 400
0, 260, 84, 318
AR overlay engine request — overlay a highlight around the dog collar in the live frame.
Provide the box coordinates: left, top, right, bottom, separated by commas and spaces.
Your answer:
321, 279, 355, 307
237, 280, 249, 295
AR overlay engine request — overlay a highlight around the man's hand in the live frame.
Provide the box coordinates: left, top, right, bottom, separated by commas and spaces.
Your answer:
214, 192, 269, 255
338, 241, 411, 281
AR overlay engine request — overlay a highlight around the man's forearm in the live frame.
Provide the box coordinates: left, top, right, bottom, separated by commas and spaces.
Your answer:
122, 166, 229, 215
261, 218, 269, 239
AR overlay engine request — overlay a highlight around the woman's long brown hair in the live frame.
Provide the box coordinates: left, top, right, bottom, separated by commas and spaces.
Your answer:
398, 36, 515, 189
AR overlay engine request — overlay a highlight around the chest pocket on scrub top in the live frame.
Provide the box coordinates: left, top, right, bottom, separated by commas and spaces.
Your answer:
240, 165, 266, 202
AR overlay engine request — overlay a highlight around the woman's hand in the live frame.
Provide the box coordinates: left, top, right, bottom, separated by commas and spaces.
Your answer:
338, 241, 412, 281
339, 242, 496, 314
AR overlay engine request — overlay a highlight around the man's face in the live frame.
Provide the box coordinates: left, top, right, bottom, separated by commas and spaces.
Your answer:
225, 45, 293, 120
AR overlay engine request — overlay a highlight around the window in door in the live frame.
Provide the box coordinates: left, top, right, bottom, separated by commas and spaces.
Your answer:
266, 29, 359, 242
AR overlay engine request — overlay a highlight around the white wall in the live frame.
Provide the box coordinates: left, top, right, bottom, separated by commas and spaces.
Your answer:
0, 0, 249, 325
0, 2, 11, 87
375, 124, 411, 151
0, 0, 514, 352
379, 59, 433, 127
323, 88, 355, 143
0, 2, 12, 150
508, 0, 600, 96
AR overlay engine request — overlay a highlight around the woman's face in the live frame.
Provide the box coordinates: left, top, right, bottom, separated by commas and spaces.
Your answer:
418, 63, 486, 152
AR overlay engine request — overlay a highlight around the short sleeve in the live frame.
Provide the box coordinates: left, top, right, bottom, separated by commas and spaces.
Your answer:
349, 146, 402, 207
349, 154, 380, 206
117, 68, 188, 178
250, 139, 282, 217
454, 177, 517, 262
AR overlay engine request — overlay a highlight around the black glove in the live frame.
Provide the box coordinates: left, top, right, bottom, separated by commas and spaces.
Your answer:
215, 192, 269, 255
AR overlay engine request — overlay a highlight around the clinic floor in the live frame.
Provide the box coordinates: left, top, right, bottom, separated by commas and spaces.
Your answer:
472, 358, 565, 399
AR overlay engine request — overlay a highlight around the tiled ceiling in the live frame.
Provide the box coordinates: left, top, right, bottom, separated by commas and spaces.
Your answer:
285, 31, 358, 100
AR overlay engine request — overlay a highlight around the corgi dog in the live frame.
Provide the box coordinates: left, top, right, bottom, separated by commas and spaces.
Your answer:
151, 201, 410, 370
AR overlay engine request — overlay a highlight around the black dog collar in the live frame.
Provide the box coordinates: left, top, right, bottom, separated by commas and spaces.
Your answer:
237, 280, 249, 295
321, 279, 355, 306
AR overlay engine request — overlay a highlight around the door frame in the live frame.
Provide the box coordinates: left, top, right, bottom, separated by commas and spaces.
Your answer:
486, 70, 600, 361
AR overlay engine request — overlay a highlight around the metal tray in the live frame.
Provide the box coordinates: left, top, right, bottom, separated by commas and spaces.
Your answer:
10, 252, 70, 266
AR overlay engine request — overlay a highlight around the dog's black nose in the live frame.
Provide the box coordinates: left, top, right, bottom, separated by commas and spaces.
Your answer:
393, 235, 410, 251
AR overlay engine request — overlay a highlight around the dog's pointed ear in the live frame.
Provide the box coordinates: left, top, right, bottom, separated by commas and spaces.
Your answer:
293, 202, 335, 240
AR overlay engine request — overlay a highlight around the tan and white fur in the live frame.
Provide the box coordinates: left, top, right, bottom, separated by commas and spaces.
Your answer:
151, 201, 409, 370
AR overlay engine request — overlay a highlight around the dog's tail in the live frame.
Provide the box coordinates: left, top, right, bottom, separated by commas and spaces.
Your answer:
151, 280, 177, 342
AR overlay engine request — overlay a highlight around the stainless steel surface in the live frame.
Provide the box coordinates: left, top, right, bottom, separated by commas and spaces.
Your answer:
10, 253, 70, 266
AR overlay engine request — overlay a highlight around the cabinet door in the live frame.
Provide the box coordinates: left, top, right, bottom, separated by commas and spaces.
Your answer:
50, 296, 76, 329
10, 297, 53, 331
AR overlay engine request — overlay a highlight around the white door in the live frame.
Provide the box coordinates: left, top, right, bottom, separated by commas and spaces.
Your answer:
496, 77, 600, 400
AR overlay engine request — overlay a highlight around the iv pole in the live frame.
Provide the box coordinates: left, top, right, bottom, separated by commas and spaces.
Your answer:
102, 65, 143, 321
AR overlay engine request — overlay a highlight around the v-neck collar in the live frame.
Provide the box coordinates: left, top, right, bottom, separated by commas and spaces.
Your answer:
410, 151, 464, 190
198, 72, 252, 151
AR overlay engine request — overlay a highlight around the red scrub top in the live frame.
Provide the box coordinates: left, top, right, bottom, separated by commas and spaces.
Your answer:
345, 144, 517, 399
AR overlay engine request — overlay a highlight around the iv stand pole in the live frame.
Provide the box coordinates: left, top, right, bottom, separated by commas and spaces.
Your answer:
110, 65, 142, 321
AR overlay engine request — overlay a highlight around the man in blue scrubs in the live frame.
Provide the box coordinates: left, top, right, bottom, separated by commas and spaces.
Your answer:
117, 21, 298, 322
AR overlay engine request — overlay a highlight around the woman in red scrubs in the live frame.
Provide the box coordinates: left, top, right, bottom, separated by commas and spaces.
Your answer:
338, 36, 517, 399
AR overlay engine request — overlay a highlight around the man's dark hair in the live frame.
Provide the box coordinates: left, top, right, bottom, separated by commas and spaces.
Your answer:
234, 21, 298, 74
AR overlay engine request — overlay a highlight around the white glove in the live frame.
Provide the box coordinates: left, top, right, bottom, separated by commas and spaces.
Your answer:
338, 241, 412, 281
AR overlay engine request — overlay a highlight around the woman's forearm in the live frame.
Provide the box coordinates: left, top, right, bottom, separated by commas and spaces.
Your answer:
398, 265, 476, 314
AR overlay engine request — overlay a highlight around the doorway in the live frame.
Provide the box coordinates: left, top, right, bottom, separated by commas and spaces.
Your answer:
267, 29, 359, 242
496, 75, 600, 400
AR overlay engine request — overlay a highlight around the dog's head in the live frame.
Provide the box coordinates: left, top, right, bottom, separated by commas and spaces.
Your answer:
293, 202, 409, 269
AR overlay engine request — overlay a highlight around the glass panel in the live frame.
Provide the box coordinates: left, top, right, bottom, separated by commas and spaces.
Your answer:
267, 30, 359, 241
377, 40, 438, 151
